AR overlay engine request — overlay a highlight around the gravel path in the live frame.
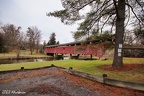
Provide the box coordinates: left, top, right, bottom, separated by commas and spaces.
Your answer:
0, 67, 143, 96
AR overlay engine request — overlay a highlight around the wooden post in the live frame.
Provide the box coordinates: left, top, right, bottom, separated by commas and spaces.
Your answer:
62, 54, 64, 60
54, 53, 57, 60
77, 54, 80, 59
70, 54, 72, 59
90, 54, 93, 60
21, 67, 24, 71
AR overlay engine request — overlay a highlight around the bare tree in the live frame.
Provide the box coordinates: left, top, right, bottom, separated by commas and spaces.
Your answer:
0, 24, 27, 57
27, 26, 41, 55
124, 30, 134, 46
34, 28, 41, 54
15, 31, 27, 58
1, 24, 20, 52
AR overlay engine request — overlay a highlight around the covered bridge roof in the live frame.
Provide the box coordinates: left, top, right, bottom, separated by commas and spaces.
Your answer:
45, 40, 101, 48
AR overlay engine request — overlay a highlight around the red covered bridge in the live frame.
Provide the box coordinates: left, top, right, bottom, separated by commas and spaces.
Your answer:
45, 40, 113, 59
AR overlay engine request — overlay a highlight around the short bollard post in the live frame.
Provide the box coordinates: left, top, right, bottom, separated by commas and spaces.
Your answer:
21, 67, 24, 71
69, 67, 73, 70
51, 64, 55, 67
68, 67, 73, 73
103, 74, 107, 84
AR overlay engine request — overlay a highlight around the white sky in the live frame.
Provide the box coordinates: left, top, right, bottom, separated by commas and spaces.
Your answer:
0, 0, 80, 44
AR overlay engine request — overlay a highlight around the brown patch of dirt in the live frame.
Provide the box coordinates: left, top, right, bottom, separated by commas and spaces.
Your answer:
99, 64, 144, 71
27, 84, 71, 96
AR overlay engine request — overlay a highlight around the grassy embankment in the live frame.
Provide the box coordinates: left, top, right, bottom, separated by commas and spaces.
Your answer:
0, 57, 144, 84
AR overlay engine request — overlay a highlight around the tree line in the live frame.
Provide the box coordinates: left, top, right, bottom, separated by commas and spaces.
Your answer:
0, 23, 61, 56
0, 23, 42, 57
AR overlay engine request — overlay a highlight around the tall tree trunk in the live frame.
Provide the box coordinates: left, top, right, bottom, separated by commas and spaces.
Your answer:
16, 47, 21, 59
36, 41, 39, 54
30, 47, 33, 55
112, 0, 125, 68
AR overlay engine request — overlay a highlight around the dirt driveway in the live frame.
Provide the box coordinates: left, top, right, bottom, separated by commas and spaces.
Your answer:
0, 67, 144, 96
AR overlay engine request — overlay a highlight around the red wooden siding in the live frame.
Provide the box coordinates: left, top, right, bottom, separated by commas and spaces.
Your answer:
45, 43, 105, 58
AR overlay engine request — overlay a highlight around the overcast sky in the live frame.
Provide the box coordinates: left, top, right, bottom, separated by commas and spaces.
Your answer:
0, 0, 80, 44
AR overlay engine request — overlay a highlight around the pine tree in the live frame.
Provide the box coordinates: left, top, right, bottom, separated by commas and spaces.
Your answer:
47, 32, 56, 45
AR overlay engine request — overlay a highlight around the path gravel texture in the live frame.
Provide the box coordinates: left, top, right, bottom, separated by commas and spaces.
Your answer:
0, 67, 144, 96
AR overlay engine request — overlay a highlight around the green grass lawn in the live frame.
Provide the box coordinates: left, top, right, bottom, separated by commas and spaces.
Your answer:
0, 50, 48, 57
0, 58, 144, 84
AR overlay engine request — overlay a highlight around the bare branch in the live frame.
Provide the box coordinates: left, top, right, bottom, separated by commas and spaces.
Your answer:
135, 0, 144, 11
112, 0, 119, 18
125, 5, 131, 28
126, 3, 144, 26
91, 0, 112, 17
101, 14, 115, 33
73, 0, 96, 11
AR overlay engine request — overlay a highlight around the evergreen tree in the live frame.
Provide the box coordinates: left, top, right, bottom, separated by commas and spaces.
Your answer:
56, 41, 60, 44
47, 32, 56, 45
